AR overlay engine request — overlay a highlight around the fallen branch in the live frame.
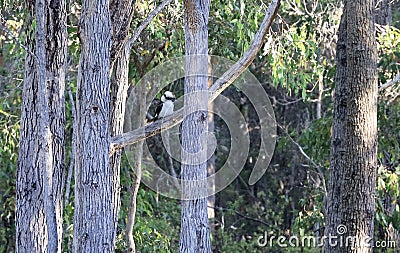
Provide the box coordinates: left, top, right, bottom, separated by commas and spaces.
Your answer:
110, 0, 281, 155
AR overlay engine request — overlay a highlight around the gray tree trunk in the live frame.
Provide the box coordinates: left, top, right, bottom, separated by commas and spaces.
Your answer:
324, 1, 348, 249
109, 1, 136, 247
72, 0, 114, 252
179, 0, 212, 252
207, 63, 215, 227
375, 0, 392, 25
340, 1, 378, 251
109, 44, 131, 250
324, 0, 378, 252
16, 0, 67, 252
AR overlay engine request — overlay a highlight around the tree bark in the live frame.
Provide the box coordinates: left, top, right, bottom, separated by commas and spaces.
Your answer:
16, 0, 66, 252
375, 0, 391, 26
73, 0, 114, 252
109, 41, 132, 250
324, 2, 348, 251
109, 0, 136, 67
325, 0, 378, 252
179, 0, 211, 252
207, 59, 215, 227
341, 1, 378, 251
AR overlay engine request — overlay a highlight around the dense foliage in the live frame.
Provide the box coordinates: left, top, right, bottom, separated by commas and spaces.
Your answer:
0, 0, 399, 252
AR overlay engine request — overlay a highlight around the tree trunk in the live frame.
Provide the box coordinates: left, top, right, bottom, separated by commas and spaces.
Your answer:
16, 0, 66, 252
375, 0, 392, 26
109, 43, 132, 249
73, 0, 114, 251
109, 0, 136, 67
109, 1, 136, 246
324, 2, 348, 250
179, 0, 212, 252
207, 61, 215, 228
325, 0, 378, 252
341, 1, 378, 251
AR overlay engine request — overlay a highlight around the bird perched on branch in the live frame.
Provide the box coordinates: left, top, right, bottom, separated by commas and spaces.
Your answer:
146, 91, 176, 122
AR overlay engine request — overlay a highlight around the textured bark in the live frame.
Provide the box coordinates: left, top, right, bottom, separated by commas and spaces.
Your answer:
16, 0, 66, 252
109, 0, 136, 250
109, 0, 136, 66
109, 43, 131, 249
45, 2, 67, 249
73, 0, 113, 252
179, 0, 211, 252
325, 1, 378, 252
324, 3, 348, 251
375, 0, 392, 25
341, 1, 378, 251
207, 62, 215, 225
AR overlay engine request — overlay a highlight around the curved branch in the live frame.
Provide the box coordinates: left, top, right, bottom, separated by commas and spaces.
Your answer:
110, 0, 281, 155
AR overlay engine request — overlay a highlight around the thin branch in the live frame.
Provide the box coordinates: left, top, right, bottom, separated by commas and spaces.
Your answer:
163, 132, 180, 190
126, 141, 143, 253
0, 109, 18, 118
64, 70, 77, 206
126, 82, 146, 253
0, 22, 36, 59
110, 0, 281, 155
276, 121, 327, 197
379, 72, 400, 91
269, 95, 303, 106
212, 205, 277, 229
127, 0, 174, 47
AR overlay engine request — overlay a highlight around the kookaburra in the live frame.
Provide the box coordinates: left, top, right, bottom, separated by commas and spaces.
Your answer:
149, 91, 176, 121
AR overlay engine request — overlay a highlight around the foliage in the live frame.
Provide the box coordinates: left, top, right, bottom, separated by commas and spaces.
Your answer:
0, 10, 24, 252
117, 187, 181, 253
377, 26, 400, 84
209, 0, 266, 59
0, 0, 399, 252
376, 99, 400, 232
298, 117, 332, 167
0, 113, 19, 252
262, 0, 340, 98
